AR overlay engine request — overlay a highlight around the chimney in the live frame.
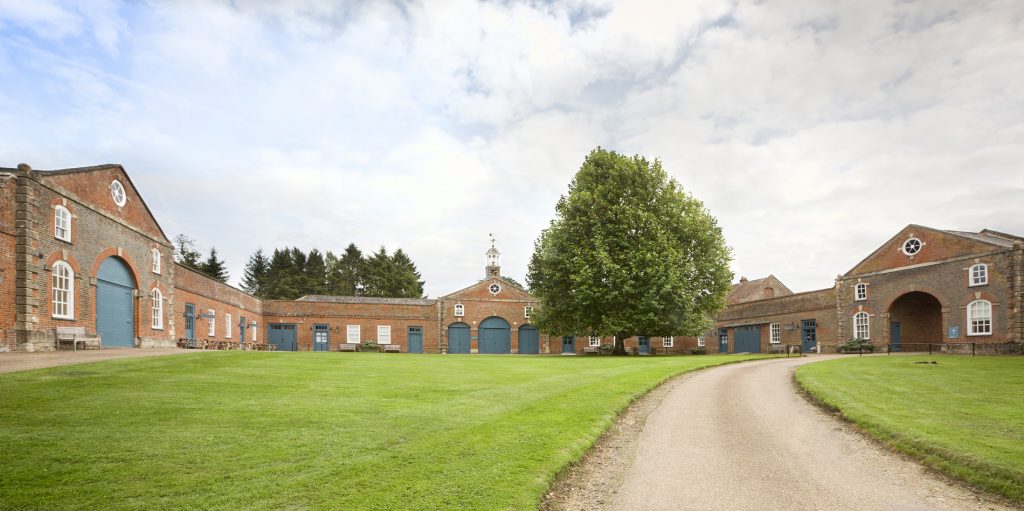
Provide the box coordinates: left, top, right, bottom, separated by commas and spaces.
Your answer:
740, 276, 748, 284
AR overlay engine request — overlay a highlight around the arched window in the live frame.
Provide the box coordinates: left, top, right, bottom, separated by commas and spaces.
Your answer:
54, 205, 71, 242
853, 312, 869, 340
152, 248, 162, 274
454, 303, 464, 317
967, 300, 992, 336
151, 288, 163, 329
854, 283, 867, 301
51, 261, 74, 319
969, 264, 988, 287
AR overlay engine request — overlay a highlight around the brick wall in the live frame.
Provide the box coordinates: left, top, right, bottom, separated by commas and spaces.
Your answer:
716, 288, 838, 353
437, 278, 550, 354
263, 299, 436, 352
173, 264, 264, 345
0, 172, 16, 350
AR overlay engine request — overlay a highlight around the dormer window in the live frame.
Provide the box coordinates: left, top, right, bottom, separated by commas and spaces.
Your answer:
969, 264, 988, 286
454, 303, 464, 317
152, 248, 162, 274
54, 205, 71, 242
110, 180, 127, 207
855, 283, 867, 301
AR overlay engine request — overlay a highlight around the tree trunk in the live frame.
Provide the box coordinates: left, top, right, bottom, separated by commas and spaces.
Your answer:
613, 334, 629, 355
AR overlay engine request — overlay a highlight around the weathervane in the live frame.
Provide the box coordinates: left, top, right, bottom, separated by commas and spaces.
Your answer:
489, 233, 496, 248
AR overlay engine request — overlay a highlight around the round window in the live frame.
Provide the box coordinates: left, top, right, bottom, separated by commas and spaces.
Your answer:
902, 238, 922, 255
488, 283, 501, 295
110, 180, 127, 207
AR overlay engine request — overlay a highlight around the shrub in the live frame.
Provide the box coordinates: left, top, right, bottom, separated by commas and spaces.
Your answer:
361, 340, 379, 352
838, 338, 874, 353
600, 344, 615, 354
690, 347, 707, 355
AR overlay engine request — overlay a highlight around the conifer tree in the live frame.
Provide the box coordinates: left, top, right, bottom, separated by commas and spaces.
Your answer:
199, 247, 230, 283
391, 249, 425, 298
241, 248, 270, 297
305, 249, 328, 295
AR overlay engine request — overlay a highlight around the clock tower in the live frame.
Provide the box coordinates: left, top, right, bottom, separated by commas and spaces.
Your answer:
485, 233, 501, 278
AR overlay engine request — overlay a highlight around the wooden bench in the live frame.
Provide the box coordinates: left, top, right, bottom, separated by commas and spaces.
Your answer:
338, 343, 359, 352
55, 327, 101, 351
380, 344, 402, 353
583, 346, 601, 355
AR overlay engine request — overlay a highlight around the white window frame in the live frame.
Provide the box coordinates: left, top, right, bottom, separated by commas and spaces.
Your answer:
54, 205, 71, 242
454, 303, 464, 317
853, 312, 870, 340
524, 305, 533, 318
152, 248, 162, 274
589, 336, 601, 347
347, 325, 361, 343
662, 336, 674, 348
969, 264, 988, 287
854, 283, 867, 301
251, 322, 257, 341
51, 261, 74, 319
110, 179, 127, 207
697, 335, 706, 347
207, 309, 216, 337
902, 237, 923, 255
967, 300, 992, 336
151, 288, 163, 329
770, 323, 781, 344
377, 325, 392, 344
225, 313, 232, 338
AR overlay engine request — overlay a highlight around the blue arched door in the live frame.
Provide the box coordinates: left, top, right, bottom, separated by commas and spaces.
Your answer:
96, 257, 135, 348
448, 323, 471, 354
479, 317, 511, 354
518, 325, 539, 354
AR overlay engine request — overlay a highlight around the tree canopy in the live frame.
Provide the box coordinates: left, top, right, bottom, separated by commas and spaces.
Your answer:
526, 147, 732, 353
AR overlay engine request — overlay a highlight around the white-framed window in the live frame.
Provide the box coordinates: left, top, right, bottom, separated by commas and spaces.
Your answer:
855, 283, 867, 301
152, 248, 162, 274
151, 288, 163, 329
454, 303, 464, 317
251, 322, 257, 341
524, 305, 533, 318
902, 237, 922, 255
347, 325, 360, 343
663, 336, 674, 348
853, 312, 870, 340
225, 313, 232, 338
970, 264, 988, 287
51, 261, 74, 319
697, 335, 706, 347
207, 309, 216, 336
770, 323, 781, 343
110, 179, 127, 207
589, 336, 601, 347
378, 325, 392, 343
967, 300, 992, 336
54, 205, 71, 242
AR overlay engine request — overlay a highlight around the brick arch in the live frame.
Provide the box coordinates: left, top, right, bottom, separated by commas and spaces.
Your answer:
882, 285, 948, 313
90, 248, 141, 289
45, 251, 81, 274
957, 290, 1001, 308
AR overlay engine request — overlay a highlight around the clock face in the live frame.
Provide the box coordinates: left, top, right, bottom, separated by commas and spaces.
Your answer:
902, 238, 922, 255
110, 180, 127, 207
488, 283, 501, 295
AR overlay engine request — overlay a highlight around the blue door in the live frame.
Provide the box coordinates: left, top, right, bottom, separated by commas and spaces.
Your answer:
313, 324, 330, 351
479, 317, 511, 354
239, 316, 246, 346
184, 303, 195, 340
890, 322, 902, 352
718, 328, 728, 353
518, 325, 539, 354
801, 320, 817, 353
268, 324, 296, 351
96, 257, 134, 348
448, 323, 471, 354
561, 336, 575, 354
408, 326, 423, 353
638, 336, 650, 354
734, 325, 761, 353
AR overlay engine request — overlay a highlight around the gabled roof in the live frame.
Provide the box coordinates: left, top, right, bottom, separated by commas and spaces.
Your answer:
844, 224, 1022, 277
439, 275, 535, 301
727, 275, 793, 305
296, 295, 436, 306
941, 228, 1024, 248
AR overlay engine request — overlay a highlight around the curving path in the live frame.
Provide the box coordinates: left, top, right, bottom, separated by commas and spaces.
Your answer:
0, 348, 190, 374
607, 356, 1015, 511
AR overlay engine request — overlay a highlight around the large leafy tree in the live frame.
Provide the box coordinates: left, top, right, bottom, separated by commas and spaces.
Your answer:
173, 234, 202, 270
527, 148, 732, 354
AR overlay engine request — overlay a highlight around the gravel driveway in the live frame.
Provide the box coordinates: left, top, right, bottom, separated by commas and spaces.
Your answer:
0, 348, 191, 374
550, 356, 1017, 511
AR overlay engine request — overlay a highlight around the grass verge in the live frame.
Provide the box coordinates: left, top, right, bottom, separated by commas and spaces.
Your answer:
0, 352, 768, 510
796, 355, 1024, 503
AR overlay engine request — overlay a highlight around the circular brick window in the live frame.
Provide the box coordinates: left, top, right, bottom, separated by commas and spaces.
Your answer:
111, 180, 127, 207
488, 283, 501, 295
902, 238, 922, 255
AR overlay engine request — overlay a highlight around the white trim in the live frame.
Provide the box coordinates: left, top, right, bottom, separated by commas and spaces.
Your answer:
454, 303, 464, 317
207, 309, 216, 336
51, 261, 74, 319
225, 313, 232, 338
152, 248, 162, 274
347, 324, 360, 343
110, 179, 127, 207
663, 336, 674, 348
377, 325, 392, 343
967, 300, 992, 336
251, 322, 257, 341
969, 263, 988, 287
589, 336, 601, 347
902, 237, 923, 255
54, 205, 71, 242
853, 312, 870, 340
151, 288, 163, 329
524, 305, 533, 318
697, 335, 706, 347
770, 323, 781, 344
854, 283, 867, 301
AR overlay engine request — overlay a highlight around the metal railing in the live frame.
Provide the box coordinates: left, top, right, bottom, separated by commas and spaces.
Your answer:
886, 342, 977, 357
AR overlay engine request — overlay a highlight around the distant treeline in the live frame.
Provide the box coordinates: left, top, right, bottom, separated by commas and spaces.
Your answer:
240, 243, 425, 300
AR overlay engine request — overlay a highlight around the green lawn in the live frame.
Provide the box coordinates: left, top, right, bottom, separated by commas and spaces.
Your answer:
0, 352, 766, 510
796, 355, 1024, 502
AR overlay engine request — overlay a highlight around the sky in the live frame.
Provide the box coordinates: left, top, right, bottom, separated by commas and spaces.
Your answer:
1, 0, 1022, 298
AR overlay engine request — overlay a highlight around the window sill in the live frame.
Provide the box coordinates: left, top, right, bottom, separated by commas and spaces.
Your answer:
966, 332, 992, 337
968, 283, 987, 287
152, 326, 164, 331
52, 315, 76, 321
55, 237, 72, 244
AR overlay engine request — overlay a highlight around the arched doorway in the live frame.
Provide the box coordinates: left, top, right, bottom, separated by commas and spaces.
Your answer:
888, 291, 943, 350
479, 317, 511, 354
447, 322, 471, 354
96, 257, 135, 348
518, 325, 539, 354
